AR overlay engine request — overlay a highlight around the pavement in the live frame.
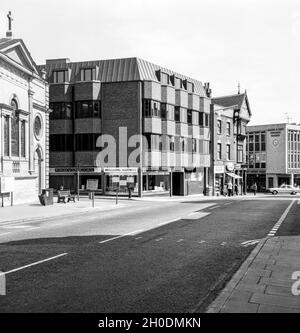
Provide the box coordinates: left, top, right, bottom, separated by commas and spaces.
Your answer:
207, 236, 300, 312
0, 196, 130, 225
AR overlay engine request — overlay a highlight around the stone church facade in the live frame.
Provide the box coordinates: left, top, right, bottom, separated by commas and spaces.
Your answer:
0, 35, 49, 206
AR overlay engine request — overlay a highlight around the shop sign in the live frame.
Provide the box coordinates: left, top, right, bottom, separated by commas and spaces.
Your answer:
86, 179, 99, 191
0, 177, 15, 193
214, 165, 225, 174
119, 180, 127, 186
50, 167, 102, 174
104, 167, 138, 174
226, 163, 235, 172
112, 177, 120, 183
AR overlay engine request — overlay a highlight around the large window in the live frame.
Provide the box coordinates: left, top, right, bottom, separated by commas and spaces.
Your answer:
53, 70, 68, 83
21, 120, 26, 157
142, 99, 160, 118
187, 110, 193, 125
75, 133, 101, 151
217, 120, 222, 135
226, 122, 231, 136
50, 134, 73, 151
11, 100, 19, 157
226, 144, 231, 160
237, 144, 243, 163
175, 106, 180, 122
4, 116, 9, 156
76, 101, 101, 118
169, 136, 175, 152
50, 102, 72, 119
217, 143, 222, 160
80, 68, 96, 81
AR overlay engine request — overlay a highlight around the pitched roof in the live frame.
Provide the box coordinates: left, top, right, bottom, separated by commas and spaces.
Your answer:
0, 38, 40, 75
39, 57, 207, 97
212, 92, 252, 116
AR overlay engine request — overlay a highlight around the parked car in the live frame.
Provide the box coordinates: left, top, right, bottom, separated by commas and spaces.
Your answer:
268, 184, 299, 195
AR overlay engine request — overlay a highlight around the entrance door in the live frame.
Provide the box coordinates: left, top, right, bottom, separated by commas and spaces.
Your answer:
172, 172, 184, 196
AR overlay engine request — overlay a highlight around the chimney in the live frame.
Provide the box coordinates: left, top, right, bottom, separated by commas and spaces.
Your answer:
6, 11, 13, 39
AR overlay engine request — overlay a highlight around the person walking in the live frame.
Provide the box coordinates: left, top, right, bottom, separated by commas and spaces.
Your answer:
253, 183, 257, 196
227, 181, 233, 197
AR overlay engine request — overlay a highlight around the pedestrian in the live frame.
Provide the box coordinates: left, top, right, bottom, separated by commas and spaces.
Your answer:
234, 183, 238, 196
253, 183, 257, 196
227, 181, 233, 197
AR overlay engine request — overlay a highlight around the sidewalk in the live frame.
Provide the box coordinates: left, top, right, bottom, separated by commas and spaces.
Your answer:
207, 236, 300, 313
0, 197, 130, 225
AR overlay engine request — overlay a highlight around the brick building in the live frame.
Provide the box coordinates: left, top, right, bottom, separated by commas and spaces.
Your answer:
211, 92, 251, 195
0, 22, 49, 205
39, 57, 212, 196
246, 123, 300, 191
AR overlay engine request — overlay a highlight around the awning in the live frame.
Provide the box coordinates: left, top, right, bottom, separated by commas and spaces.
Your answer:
226, 172, 242, 179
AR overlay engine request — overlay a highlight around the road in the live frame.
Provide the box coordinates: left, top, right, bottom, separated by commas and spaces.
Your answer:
0, 195, 299, 312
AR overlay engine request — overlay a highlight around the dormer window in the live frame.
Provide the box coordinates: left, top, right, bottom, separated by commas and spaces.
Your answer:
53, 70, 68, 83
80, 68, 96, 81
161, 72, 169, 85
187, 81, 194, 93
175, 77, 182, 89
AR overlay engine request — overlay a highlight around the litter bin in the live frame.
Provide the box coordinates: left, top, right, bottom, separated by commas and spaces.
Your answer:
39, 188, 54, 206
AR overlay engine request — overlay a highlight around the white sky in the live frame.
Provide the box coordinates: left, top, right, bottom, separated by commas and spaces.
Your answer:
0, 0, 299, 125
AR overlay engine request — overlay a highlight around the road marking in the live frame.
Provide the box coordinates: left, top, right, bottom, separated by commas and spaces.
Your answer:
241, 239, 262, 247
99, 230, 144, 244
208, 205, 220, 210
177, 239, 184, 243
155, 238, 163, 242
3, 253, 68, 275
198, 240, 206, 244
224, 202, 232, 206
135, 237, 142, 240
267, 200, 295, 237
221, 242, 227, 246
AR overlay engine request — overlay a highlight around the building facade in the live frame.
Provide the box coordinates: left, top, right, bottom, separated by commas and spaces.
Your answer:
211, 93, 251, 195
39, 57, 212, 196
0, 35, 49, 205
246, 123, 300, 191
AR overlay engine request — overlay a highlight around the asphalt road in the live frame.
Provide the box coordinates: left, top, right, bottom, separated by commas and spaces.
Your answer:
0, 195, 298, 312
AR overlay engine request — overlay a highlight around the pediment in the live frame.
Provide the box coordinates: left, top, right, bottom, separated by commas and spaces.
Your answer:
0, 39, 39, 75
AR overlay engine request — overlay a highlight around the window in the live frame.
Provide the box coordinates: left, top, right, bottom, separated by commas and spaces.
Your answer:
161, 72, 169, 85
161, 103, 167, 120
181, 137, 186, 152
169, 136, 175, 152
76, 101, 101, 118
255, 134, 260, 151
80, 68, 96, 81
237, 144, 243, 163
50, 102, 72, 119
192, 138, 197, 153
175, 106, 180, 122
142, 100, 160, 118
226, 144, 231, 160
175, 77, 182, 89
53, 70, 68, 83
75, 133, 101, 151
205, 113, 209, 127
248, 134, 254, 151
226, 122, 231, 136
217, 120, 222, 135
217, 143, 222, 160
167, 104, 175, 121
4, 116, 9, 156
11, 100, 19, 157
261, 133, 266, 151
199, 112, 204, 126
21, 120, 26, 157
187, 110, 193, 125
50, 134, 73, 151
187, 81, 194, 92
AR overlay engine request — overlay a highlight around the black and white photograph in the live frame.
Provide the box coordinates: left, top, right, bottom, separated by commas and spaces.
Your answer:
0, 0, 300, 325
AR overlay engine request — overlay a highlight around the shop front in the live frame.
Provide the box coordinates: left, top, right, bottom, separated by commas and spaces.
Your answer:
142, 170, 170, 193
103, 167, 139, 196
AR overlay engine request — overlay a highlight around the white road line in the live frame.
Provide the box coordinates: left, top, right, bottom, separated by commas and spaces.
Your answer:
267, 200, 295, 237
198, 240, 206, 244
155, 238, 163, 242
208, 205, 220, 210
177, 239, 184, 243
224, 202, 232, 206
4, 253, 68, 275
221, 242, 227, 246
135, 237, 142, 240
99, 230, 144, 244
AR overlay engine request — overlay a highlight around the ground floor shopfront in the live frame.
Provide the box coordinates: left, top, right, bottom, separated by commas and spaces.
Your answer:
213, 163, 247, 196
247, 171, 300, 191
49, 166, 211, 197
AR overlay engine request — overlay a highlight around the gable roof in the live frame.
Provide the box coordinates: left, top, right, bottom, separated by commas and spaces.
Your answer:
212, 92, 252, 116
39, 57, 207, 97
0, 38, 40, 76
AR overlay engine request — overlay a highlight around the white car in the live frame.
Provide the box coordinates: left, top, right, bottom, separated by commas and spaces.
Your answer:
269, 184, 299, 195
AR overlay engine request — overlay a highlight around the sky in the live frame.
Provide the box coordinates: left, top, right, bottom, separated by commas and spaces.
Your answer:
0, 0, 299, 125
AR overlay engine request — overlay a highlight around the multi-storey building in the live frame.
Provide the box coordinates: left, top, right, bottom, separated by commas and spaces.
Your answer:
211, 92, 251, 195
246, 123, 300, 191
39, 57, 212, 196
0, 24, 49, 205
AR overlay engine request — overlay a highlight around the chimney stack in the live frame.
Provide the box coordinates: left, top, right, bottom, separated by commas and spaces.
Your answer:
6, 11, 13, 39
